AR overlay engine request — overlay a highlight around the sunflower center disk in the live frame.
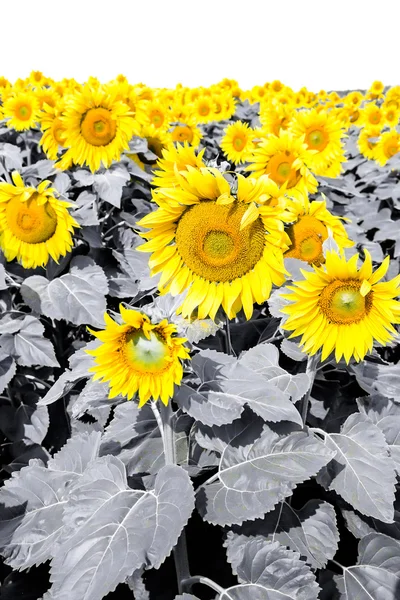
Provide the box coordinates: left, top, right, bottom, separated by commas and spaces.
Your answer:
285, 216, 327, 265
124, 330, 171, 373
233, 135, 246, 151
267, 152, 301, 187
306, 128, 328, 151
172, 126, 193, 143
18, 105, 31, 120
319, 280, 372, 324
6, 195, 58, 243
175, 201, 265, 282
80, 107, 117, 146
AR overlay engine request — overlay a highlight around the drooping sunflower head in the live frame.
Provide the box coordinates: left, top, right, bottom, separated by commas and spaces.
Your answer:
132, 123, 170, 167
357, 127, 381, 161
220, 121, 256, 164
281, 250, 400, 363
246, 130, 318, 195
0, 171, 79, 269
56, 83, 138, 172
288, 108, 347, 176
137, 167, 291, 321
284, 193, 354, 266
88, 305, 190, 407
3, 91, 40, 131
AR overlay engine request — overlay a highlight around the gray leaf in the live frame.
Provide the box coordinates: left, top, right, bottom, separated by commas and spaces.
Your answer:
0, 461, 71, 569
22, 257, 108, 327
24, 404, 49, 445
280, 339, 307, 362
0, 264, 6, 290
175, 383, 245, 427
225, 500, 339, 569
0, 350, 16, 393
197, 428, 334, 525
49, 457, 194, 600
225, 538, 320, 600
47, 431, 102, 475
93, 164, 130, 208
316, 413, 396, 522
340, 533, 400, 600
71, 191, 99, 226
0, 316, 59, 367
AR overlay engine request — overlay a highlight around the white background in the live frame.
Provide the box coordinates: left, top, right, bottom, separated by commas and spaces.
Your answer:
1, 0, 399, 92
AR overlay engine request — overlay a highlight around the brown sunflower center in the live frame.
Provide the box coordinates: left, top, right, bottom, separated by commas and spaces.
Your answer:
306, 127, 328, 151
175, 200, 265, 282
123, 329, 171, 373
267, 151, 301, 187
285, 215, 328, 265
6, 194, 57, 243
319, 279, 373, 324
80, 107, 116, 146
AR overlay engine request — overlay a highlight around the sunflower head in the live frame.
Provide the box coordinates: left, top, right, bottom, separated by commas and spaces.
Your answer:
88, 306, 190, 407
284, 193, 354, 266
0, 171, 79, 269
281, 250, 400, 363
3, 92, 40, 131
220, 121, 255, 164
137, 167, 290, 321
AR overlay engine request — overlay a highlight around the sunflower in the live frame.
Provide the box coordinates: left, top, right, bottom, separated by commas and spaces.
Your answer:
169, 119, 202, 147
259, 104, 293, 136
136, 99, 170, 129
361, 102, 384, 129
193, 95, 214, 123
357, 128, 381, 161
382, 105, 400, 128
132, 123, 170, 167
281, 250, 400, 363
88, 306, 190, 407
367, 80, 385, 100
137, 167, 291, 321
284, 193, 354, 266
220, 121, 255, 164
56, 83, 137, 172
0, 171, 79, 269
246, 131, 318, 195
39, 103, 68, 160
2, 91, 40, 131
344, 91, 364, 108
375, 131, 400, 166
152, 143, 205, 188
288, 108, 347, 176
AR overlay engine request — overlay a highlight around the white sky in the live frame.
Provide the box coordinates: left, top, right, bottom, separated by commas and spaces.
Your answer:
2, 0, 399, 92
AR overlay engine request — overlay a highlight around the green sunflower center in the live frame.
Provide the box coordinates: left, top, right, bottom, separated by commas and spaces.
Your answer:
80, 107, 116, 146
306, 128, 328, 151
319, 279, 373, 324
124, 330, 171, 373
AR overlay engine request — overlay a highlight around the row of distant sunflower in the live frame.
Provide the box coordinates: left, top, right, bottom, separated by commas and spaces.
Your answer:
0, 73, 399, 176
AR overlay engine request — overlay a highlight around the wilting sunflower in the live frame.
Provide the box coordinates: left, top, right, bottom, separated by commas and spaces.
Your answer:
284, 193, 354, 266
247, 131, 318, 195
56, 83, 137, 172
88, 306, 190, 407
281, 250, 400, 363
152, 143, 205, 188
288, 108, 347, 176
375, 131, 400, 166
220, 121, 256, 164
0, 171, 78, 268
2, 91, 40, 131
137, 167, 291, 321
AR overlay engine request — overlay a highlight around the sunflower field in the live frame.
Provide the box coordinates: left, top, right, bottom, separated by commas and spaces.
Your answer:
1, 73, 400, 600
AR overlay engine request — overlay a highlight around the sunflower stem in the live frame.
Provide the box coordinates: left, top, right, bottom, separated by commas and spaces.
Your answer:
182, 575, 225, 595
301, 352, 320, 427
224, 315, 234, 355
159, 402, 191, 593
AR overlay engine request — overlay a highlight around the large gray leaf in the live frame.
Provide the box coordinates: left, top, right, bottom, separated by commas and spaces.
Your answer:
47, 431, 102, 476
21, 256, 108, 327
0, 460, 71, 569
338, 533, 400, 599
174, 596, 201, 599
49, 457, 194, 600
101, 402, 190, 474
225, 500, 339, 569
0, 316, 59, 367
223, 538, 320, 600
316, 413, 396, 522
177, 349, 303, 427
197, 427, 334, 525
352, 361, 400, 401
357, 394, 400, 475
